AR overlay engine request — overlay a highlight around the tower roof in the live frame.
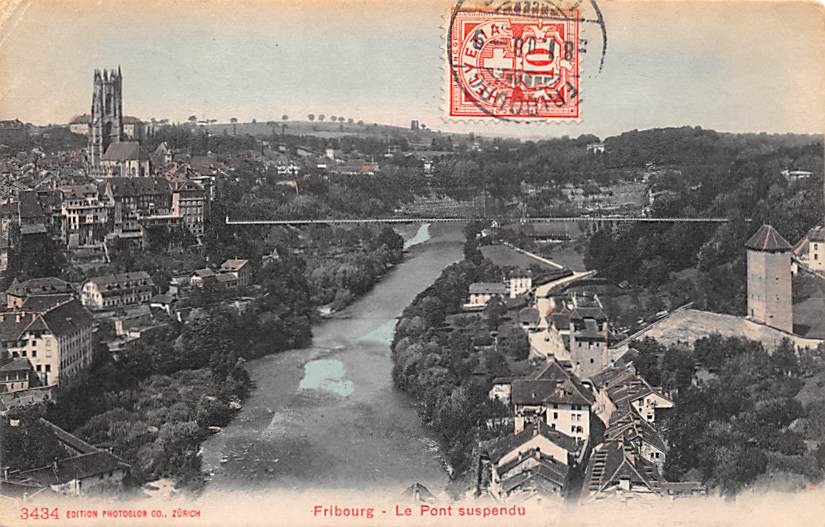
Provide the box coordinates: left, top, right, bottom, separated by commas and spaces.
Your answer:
745, 224, 792, 252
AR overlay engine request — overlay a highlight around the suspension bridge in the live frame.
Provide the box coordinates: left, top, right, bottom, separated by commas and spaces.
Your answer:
225, 215, 740, 226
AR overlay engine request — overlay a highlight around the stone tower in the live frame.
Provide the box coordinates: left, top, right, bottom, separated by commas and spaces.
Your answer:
88, 67, 124, 165
746, 224, 793, 333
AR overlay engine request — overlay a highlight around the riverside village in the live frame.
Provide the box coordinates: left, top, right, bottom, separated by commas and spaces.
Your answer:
0, 63, 824, 516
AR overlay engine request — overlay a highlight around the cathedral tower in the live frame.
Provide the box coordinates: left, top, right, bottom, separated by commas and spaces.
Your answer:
746, 224, 793, 333
88, 67, 124, 165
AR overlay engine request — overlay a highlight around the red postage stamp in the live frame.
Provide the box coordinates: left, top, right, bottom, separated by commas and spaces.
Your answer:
447, 6, 580, 120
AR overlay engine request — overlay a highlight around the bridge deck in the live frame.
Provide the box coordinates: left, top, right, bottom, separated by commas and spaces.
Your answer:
225, 216, 738, 226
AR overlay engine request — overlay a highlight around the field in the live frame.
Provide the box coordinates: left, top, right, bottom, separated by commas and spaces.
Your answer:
480, 244, 564, 272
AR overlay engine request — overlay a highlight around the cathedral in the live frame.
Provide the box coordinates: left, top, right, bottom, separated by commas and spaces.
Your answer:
88, 67, 125, 165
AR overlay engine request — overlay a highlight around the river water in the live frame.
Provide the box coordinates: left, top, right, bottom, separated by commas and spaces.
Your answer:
201, 222, 464, 494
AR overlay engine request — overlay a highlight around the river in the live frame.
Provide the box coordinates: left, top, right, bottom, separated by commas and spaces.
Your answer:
201, 222, 464, 494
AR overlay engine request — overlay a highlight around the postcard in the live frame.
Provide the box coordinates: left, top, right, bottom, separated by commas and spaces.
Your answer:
0, 0, 824, 526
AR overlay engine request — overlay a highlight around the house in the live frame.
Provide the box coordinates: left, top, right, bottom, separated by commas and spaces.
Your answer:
58, 184, 109, 247
0, 299, 94, 387
81, 272, 154, 310
465, 282, 508, 308
5, 277, 75, 309
170, 180, 206, 238
149, 293, 177, 316
540, 292, 610, 379
190, 268, 217, 288
0, 356, 33, 393
219, 259, 251, 287
68, 114, 91, 135
794, 225, 825, 272
7, 419, 130, 496
590, 367, 674, 425
102, 177, 173, 243
506, 360, 595, 442
508, 273, 533, 298
604, 406, 668, 474
215, 273, 239, 289
581, 439, 663, 503
477, 421, 581, 501
582, 438, 704, 503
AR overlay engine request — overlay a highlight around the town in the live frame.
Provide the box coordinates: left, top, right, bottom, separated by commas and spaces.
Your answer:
0, 66, 824, 511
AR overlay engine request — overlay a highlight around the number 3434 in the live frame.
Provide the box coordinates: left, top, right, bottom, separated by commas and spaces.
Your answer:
19, 507, 60, 520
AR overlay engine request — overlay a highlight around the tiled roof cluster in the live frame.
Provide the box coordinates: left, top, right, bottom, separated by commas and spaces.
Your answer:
511, 361, 595, 407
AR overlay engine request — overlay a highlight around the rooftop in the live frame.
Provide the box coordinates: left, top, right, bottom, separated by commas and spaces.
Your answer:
745, 224, 792, 252
469, 282, 508, 295
7, 277, 73, 298
87, 271, 152, 288
482, 421, 580, 464
101, 141, 141, 162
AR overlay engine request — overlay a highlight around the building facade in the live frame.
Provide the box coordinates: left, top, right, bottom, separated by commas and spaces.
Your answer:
59, 184, 110, 246
81, 272, 154, 310
0, 299, 94, 387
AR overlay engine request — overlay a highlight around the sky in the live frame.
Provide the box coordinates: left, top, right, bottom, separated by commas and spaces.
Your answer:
0, 0, 823, 139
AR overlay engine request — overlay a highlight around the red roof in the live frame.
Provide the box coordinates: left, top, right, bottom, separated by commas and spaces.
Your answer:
745, 224, 791, 252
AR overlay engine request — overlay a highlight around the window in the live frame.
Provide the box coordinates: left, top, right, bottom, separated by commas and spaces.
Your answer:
571, 426, 576, 433
45, 365, 51, 372
553, 412, 558, 420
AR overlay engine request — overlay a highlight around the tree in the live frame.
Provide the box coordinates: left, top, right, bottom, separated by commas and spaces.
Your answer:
338, 117, 345, 123
308, 114, 315, 121
230, 117, 238, 123
187, 115, 197, 123
282, 114, 289, 121
498, 321, 529, 360
318, 114, 325, 121
484, 297, 507, 331
347, 118, 354, 124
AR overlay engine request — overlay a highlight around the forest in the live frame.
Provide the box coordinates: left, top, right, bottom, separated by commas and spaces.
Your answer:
627, 336, 825, 495
583, 131, 824, 315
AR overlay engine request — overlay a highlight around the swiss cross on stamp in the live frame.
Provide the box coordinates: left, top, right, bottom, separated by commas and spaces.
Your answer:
447, 7, 580, 120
